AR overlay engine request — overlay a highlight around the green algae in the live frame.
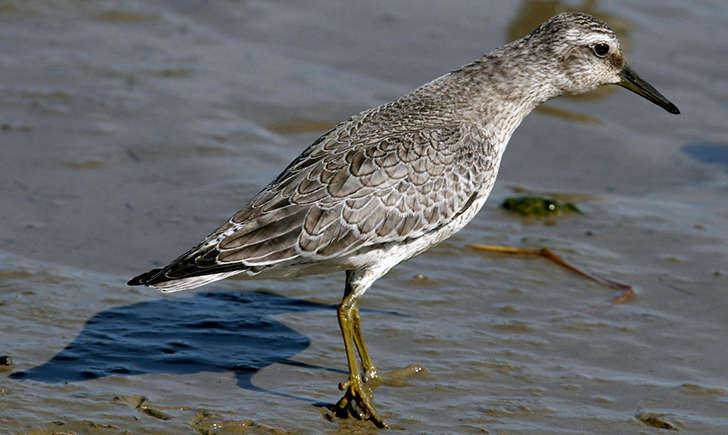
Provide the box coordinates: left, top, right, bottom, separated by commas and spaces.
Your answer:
501, 196, 582, 217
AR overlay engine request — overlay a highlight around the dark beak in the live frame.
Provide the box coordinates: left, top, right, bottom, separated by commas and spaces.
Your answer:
618, 65, 679, 114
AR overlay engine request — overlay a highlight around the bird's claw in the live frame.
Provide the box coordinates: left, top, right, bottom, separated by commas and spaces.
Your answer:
334, 377, 388, 428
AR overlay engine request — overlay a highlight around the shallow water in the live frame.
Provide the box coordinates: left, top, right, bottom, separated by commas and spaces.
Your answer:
1, 0, 727, 433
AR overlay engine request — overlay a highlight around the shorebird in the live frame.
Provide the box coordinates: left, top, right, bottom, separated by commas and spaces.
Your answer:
129, 12, 679, 427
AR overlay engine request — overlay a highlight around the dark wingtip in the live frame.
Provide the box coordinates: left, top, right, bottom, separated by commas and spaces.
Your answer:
665, 102, 680, 115
127, 268, 164, 286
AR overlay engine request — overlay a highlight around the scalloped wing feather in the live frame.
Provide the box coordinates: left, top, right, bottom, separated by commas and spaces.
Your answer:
131, 102, 492, 287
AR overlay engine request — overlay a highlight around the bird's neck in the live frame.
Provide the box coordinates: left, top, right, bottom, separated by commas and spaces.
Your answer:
452, 40, 561, 145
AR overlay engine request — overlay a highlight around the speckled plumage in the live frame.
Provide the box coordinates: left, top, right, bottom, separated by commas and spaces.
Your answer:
129, 12, 678, 426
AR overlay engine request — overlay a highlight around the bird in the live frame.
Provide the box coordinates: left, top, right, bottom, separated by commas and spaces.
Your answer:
128, 12, 679, 428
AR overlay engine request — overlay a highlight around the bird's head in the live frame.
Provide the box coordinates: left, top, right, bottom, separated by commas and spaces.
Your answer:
532, 12, 679, 114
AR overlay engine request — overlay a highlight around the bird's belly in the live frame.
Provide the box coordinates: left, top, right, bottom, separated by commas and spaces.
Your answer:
336, 189, 492, 271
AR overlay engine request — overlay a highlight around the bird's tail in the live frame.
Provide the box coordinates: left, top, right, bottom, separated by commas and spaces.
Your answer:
127, 268, 164, 286
127, 267, 240, 293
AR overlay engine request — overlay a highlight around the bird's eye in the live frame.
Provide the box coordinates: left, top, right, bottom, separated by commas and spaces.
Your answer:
593, 43, 610, 57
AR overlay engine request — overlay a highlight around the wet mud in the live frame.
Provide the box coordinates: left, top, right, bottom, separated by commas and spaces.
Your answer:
2, 0, 727, 432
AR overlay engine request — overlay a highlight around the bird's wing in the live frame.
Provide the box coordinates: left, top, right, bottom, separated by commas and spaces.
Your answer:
135, 115, 490, 284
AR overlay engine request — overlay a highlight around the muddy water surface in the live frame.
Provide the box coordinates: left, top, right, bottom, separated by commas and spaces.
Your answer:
1, 0, 727, 433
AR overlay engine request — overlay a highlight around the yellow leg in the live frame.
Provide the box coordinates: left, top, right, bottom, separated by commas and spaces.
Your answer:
333, 271, 388, 428
352, 306, 378, 382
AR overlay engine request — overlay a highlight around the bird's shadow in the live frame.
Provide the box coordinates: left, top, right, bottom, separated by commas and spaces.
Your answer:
9, 290, 356, 403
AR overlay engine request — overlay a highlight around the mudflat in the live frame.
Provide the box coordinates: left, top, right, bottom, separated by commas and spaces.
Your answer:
1, 1, 726, 432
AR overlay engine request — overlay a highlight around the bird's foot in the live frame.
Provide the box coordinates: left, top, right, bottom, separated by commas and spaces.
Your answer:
335, 376, 388, 428
333, 365, 425, 427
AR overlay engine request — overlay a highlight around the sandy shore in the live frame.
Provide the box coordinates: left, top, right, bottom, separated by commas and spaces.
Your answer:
2, 0, 727, 432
